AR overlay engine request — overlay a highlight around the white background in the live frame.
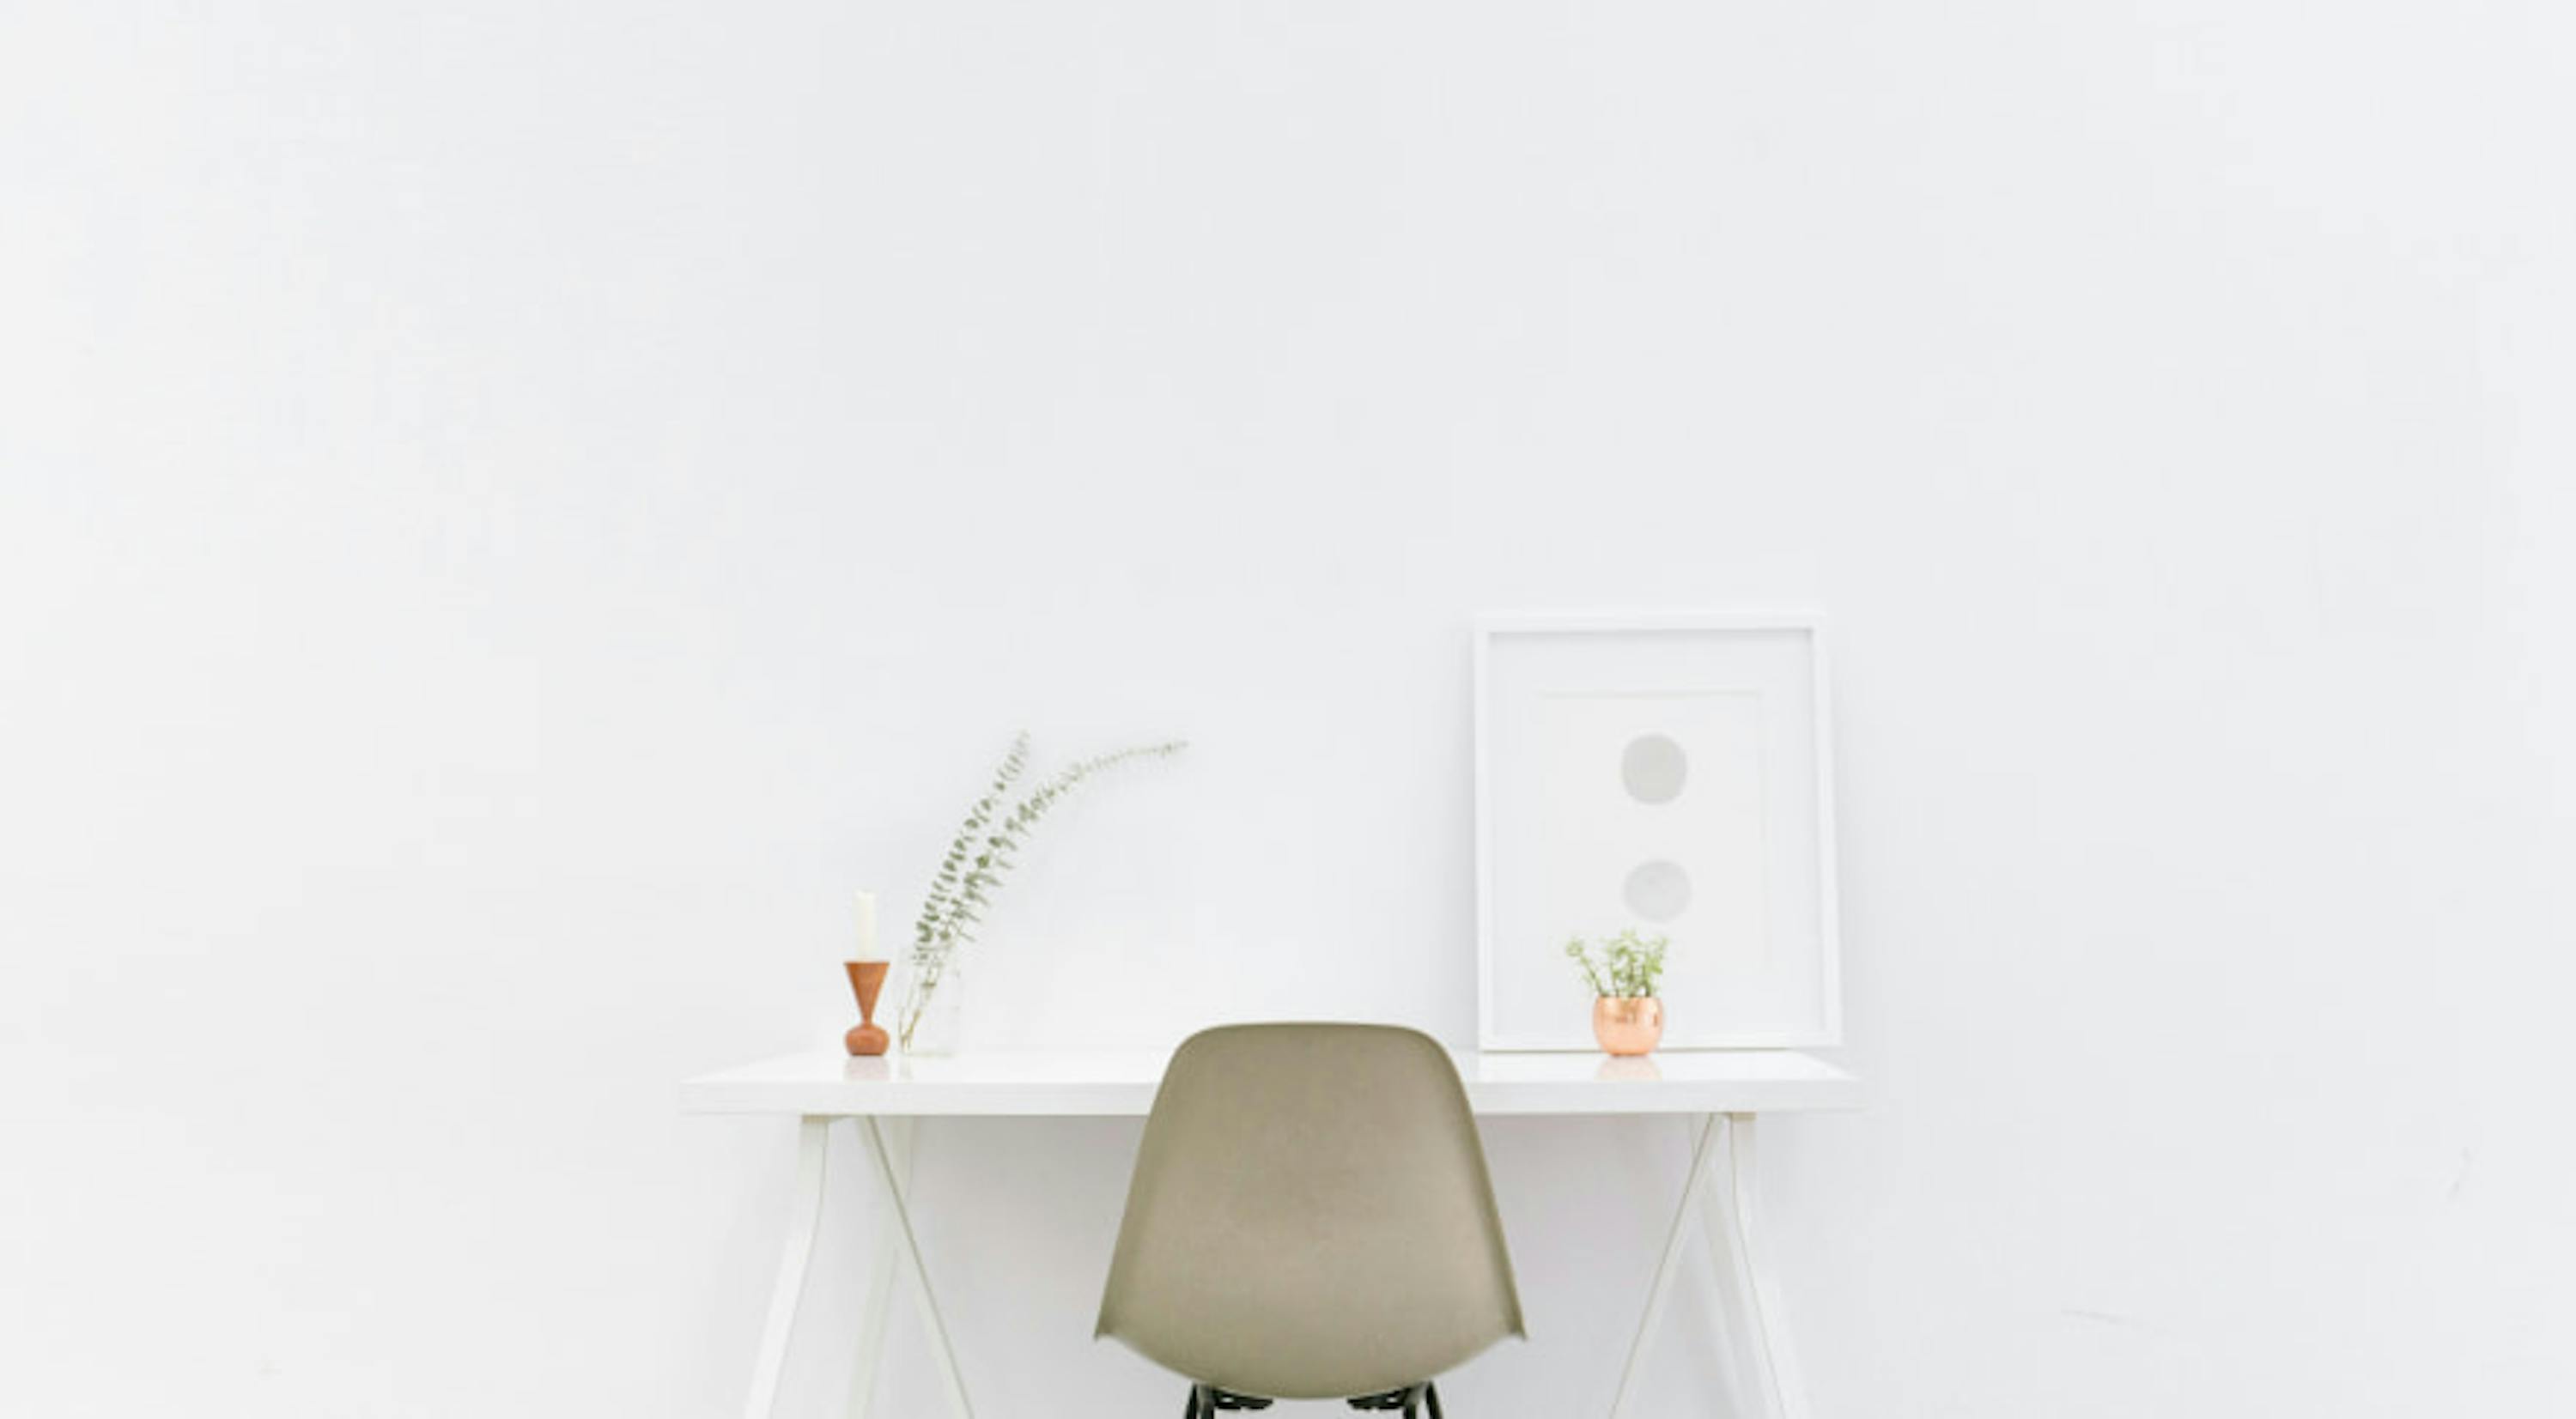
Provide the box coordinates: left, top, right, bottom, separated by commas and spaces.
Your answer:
3, 2, 2571, 1416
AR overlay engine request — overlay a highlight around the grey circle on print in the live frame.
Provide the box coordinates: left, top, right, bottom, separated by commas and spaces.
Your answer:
1620, 733, 1689, 804
1623, 860, 1693, 923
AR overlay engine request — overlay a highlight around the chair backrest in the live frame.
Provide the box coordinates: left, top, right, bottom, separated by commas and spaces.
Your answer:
1097, 1023, 1524, 1400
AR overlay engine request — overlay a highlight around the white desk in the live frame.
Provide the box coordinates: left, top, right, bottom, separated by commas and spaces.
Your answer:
685, 1048, 1861, 1419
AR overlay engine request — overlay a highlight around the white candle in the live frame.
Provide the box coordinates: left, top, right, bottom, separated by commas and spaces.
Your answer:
851, 890, 884, 962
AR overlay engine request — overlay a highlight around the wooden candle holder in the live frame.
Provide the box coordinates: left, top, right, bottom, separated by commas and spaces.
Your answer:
844, 961, 890, 1057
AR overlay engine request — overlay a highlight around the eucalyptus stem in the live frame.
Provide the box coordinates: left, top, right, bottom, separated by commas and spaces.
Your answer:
898, 734, 1187, 1050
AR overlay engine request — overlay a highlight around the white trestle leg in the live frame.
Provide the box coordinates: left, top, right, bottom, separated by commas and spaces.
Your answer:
744, 1116, 832, 1419
861, 1117, 975, 1418
845, 1117, 914, 1419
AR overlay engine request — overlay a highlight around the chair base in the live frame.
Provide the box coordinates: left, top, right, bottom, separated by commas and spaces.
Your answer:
1188, 1383, 1442, 1418
1349, 1384, 1442, 1417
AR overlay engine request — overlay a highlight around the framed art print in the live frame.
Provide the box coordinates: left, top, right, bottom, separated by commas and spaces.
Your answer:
1475, 613, 1842, 1051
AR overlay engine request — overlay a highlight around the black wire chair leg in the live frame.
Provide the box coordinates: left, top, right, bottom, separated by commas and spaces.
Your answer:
1349, 1384, 1436, 1416
1194, 1385, 1273, 1414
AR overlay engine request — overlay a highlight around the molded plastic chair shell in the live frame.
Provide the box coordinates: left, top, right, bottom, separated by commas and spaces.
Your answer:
1097, 1023, 1525, 1401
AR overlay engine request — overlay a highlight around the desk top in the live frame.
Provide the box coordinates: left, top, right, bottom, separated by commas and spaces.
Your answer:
682, 1048, 1862, 1118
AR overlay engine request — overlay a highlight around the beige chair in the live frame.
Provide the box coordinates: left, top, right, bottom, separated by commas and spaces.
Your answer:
1097, 1024, 1525, 1418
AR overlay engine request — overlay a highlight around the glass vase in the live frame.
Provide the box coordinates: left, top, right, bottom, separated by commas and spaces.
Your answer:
899, 958, 968, 1057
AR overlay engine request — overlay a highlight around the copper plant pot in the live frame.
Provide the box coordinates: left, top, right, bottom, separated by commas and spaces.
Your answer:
1592, 997, 1665, 1057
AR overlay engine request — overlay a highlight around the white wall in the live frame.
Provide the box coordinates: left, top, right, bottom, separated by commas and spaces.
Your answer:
5, 1, 2572, 1415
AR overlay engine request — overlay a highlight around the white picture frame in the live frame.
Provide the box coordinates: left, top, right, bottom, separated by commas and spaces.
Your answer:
1475, 613, 1843, 1051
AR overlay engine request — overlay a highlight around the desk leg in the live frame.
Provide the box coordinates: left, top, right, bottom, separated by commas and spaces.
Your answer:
1607, 1114, 1722, 1419
845, 1119, 914, 1419
1700, 1114, 1813, 1419
860, 1117, 975, 1419
744, 1115, 832, 1419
